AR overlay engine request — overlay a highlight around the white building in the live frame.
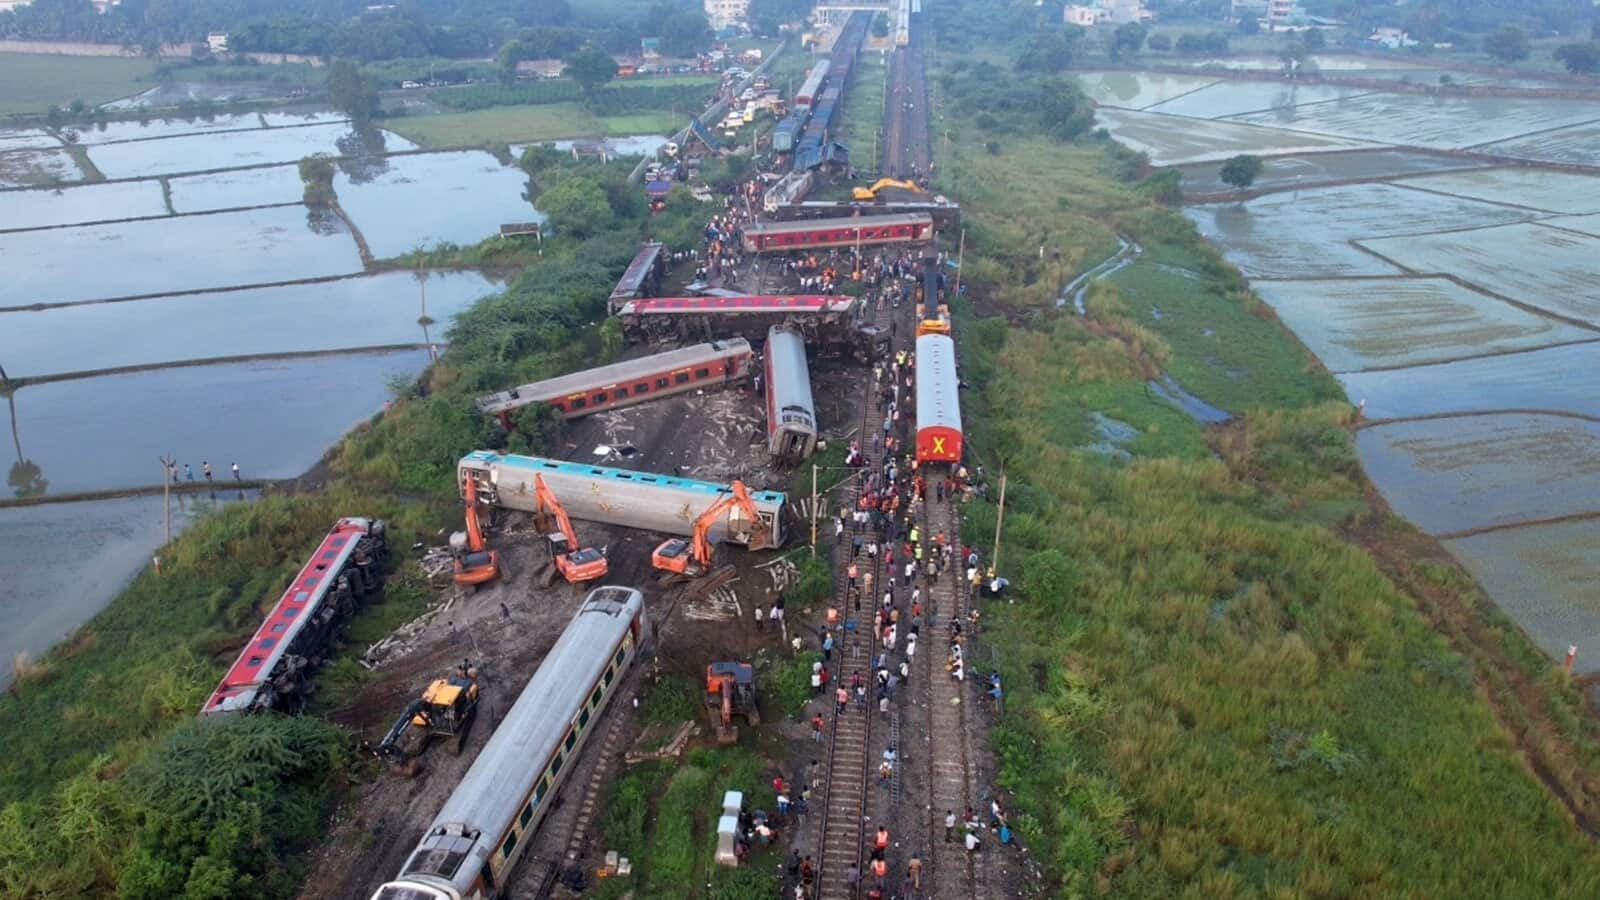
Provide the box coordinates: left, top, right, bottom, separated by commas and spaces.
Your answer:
0, 0, 34, 10
207, 32, 230, 52
1064, 0, 1152, 26
705, 0, 749, 31
1368, 26, 1418, 49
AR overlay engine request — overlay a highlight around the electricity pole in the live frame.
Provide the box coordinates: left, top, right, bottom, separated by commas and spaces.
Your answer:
159, 454, 176, 545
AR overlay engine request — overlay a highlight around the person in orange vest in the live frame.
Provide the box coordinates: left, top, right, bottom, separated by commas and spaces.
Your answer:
875, 825, 889, 850
871, 855, 888, 887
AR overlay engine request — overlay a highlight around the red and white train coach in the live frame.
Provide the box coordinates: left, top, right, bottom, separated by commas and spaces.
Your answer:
738, 213, 933, 254
201, 517, 387, 715
475, 338, 754, 427
915, 332, 963, 465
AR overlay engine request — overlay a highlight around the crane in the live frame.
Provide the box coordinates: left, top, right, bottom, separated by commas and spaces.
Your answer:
452, 475, 500, 587
652, 480, 774, 576
533, 474, 609, 584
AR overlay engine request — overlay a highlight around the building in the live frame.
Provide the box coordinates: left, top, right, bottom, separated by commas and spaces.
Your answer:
207, 32, 230, 52
1064, 0, 1152, 27
704, 0, 749, 31
0, 0, 32, 10
516, 58, 567, 79
1367, 26, 1418, 49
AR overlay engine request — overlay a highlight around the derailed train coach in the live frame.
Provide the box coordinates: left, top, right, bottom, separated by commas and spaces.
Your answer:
914, 332, 963, 464
458, 451, 789, 548
370, 586, 646, 900
614, 294, 871, 357
764, 325, 817, 463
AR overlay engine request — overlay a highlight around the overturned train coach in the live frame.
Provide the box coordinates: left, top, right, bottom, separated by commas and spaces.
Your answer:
764, 324, 817, 463
201, 517, 387, 715
459, 451, 788, 548
371, 586, 646, 900
615, 294, 881, 359
474, 339, 754, 428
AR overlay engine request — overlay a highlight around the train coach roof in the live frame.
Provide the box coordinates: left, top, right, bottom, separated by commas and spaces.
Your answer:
459, 451, 788, 506
475, 338, 751, 415
424, 588, 643, 844
915, 333, 961, 432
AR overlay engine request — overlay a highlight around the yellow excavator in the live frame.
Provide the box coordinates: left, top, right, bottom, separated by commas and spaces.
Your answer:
852, 177, 924, 201
652, 480, 774, 577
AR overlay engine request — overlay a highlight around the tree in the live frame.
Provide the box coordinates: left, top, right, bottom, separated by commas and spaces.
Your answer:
1175, 33, 1205, 54
659, 11, 711, 57
496, 38, 525, 86
1110, 22, 1147, 60
1237, 13, 1259, 35
1302, 28, 1326, 51
1219, 153, 1264, 190
1202, 31, 1230, 54
1015, 28, 1076, 73
563, 45, 617, 100
325, 59, 378, 125
1483, 25, 1530, 64
1147, 33, 1171, 52
537, 176, 612, 237
1555, 41, 1600, 74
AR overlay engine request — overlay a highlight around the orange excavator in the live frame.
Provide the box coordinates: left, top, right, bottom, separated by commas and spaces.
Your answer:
705, 662, 759, 744
532, 474, 609, 584
453, 475, 500, 587
652, 480, 774, 576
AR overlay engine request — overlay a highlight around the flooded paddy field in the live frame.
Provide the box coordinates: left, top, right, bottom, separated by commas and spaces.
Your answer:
1092, 106, 1376, 165
1184, 182, 1534, 278
0, 205, 364, 308
1, 271, 496, 379
0, 147, 83, 187
334, 151, 539, 257
0, 180, 167, 230
0, 129, 59, 152
1136, 72, 1600, 665
1391, 167, 1600, 214
0, 493, 246, 687
1356, 414, 1600, 535
1176, 149, 1487, 196
1253, 277, 1597, 372
88, 122, 416, 180
1445, 520, 1600, 674
1358, 223, 1600, 324
168, 165, 306, 212
1339, 343, 1600, 420
1477, 121, 1600, 168
1145, 80, 1376, 119
1229, 93, 1600, 149
3, 350, 425, 495
63, 112, 283, 144
1072, 71, 1221, 109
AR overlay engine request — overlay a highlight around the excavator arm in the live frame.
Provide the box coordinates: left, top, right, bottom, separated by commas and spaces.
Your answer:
463, 476, 487, 551
655, 480, 772, 575
533, 474, 608, 583
533, 474, 581, 550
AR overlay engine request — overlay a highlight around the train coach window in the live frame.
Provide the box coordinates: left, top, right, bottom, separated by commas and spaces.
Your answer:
590, 685, 604, 709
675, 372, 690, 385
570, 397, 586, 410
501, 832, 517, 861
635, 382, 649, 394
594, 392, 608, 404
536, 776, 551, 804
695, 367, 710, 378
656, 377, 670, 389
520, 803, 534, 830
615, 387, 628, 399
552, 751, 564, 775
551, 402, 565, 413
615, 646, 628, 667
579, 707, 591, 729
603, 663, 616, 687
565, 729, 578, 752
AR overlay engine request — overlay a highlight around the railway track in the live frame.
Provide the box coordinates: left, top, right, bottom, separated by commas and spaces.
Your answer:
812, 300, 892, 900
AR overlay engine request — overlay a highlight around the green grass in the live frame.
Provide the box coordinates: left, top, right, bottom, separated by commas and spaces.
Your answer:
930, 30, 1600, 897
837, 50, 886, 173
384, 103, 681, 148
0, 53, 157, 117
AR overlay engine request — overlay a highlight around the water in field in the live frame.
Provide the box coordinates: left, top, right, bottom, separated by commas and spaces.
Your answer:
1072, 71, 1220, 109
61, 112, 272, 144
88, 122, 417, 179
0, 129, 60, 152
1, 351, 425, 496
1230, 93, 1600, 150
1340, 343, 1600, 421
1392, 167, 1600, 215
1253, 278, 1595, 373
333, 150, 540, 258
1355, 415, 1600, 535
0, 179, 168, 230
0, 147, 84, 187
0, 205, 364, 308
1145, 80, 1374, 119
513, 134, 674, 158
0, 270, 496, 379
167, 164, 307, 212
1479, 121, 1600, 168
1093, 106, 1376, 166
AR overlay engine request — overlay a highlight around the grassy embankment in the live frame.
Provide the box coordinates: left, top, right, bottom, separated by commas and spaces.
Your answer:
925, 7, 1600, 895
0, 145, 759, 897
